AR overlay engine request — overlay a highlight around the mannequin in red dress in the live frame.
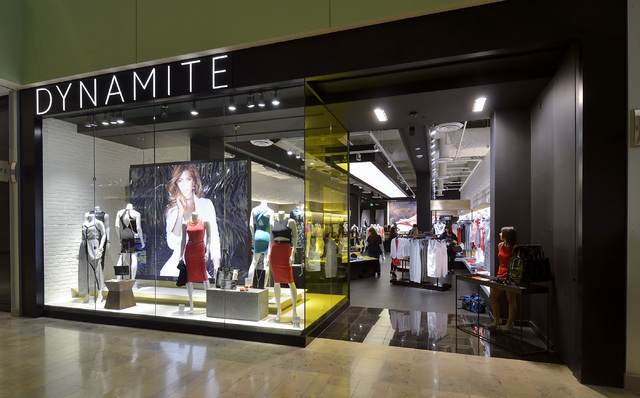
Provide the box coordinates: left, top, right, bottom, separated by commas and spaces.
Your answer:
179, 212, 212, 314
268, 211, 298, 323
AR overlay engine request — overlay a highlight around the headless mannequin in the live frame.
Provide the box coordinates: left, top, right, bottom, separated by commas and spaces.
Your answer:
268, 211, 298, 322
84, 206, 110, 270
115, 203, 145, 281
179, 212, 211, 314
81, 213, 106, 302
248, 201, 274, 287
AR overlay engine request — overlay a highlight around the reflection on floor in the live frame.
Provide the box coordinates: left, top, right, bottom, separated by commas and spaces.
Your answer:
336, 258, 561, 363
318, 306, 561, 363
0, 312, 630, 397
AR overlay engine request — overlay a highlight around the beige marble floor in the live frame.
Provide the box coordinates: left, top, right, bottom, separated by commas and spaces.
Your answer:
0, 312, 636, 398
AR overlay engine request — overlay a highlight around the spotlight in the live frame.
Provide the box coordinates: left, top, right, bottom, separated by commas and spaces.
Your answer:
356, 153, 361, 161
109, 113, 117, 125
287, 150, 293, 155
116, 112, 125, 124
295, 154, 301, 159
101, 117, 109, 126
247, 94, 255, 108
272, 90, 280, 105
228, 96, 236, 111
190, 101, 199, 116
258, 93, 265, 107
160, 105, 170, 119
85, 116, 93, 128
387, 161, 392, 168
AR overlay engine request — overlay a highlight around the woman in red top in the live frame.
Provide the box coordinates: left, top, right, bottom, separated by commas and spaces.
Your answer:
488, 226, 517, 332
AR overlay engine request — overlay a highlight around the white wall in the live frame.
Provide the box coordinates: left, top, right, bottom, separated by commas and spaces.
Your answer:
460, 151, 490, 209
43, 119, 143, 302
628, 1, 640, 391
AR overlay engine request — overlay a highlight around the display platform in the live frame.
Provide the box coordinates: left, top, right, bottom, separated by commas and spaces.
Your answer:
104, 279, 136, 310
59, 284, 346, 334
206, 287, 268, 321
349, 254, 379, 279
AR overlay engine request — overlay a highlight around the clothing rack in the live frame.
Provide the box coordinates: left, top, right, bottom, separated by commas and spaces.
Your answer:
390, 237, 451, 291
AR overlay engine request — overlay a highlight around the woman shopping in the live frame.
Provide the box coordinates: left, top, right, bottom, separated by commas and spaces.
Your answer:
488, 226, 517, 332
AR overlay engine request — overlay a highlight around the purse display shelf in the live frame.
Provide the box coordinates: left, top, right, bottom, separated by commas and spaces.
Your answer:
455, 273, 550, 355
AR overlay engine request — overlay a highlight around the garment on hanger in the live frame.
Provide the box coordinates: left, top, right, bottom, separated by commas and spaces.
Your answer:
324, 237, 338, 278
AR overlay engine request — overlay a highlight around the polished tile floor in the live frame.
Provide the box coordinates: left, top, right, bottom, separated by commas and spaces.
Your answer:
0, 312, 634, 398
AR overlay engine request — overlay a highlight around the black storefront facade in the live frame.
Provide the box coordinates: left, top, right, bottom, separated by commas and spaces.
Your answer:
18, 0, 628, 388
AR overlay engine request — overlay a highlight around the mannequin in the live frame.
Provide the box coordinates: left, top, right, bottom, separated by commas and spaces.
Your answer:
84, 206, 110, 270
268, 211, 298, 322
289, 205, 305, 264
248, 201, 274, 287
78, 213, 106, 303
115, 203, 145, 281
179, 211, 212, 314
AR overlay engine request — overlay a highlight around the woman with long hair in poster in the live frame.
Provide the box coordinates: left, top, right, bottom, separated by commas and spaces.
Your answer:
160, 164, 221, 277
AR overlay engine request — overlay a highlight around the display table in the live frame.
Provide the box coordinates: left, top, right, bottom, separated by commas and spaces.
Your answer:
104, 279, 136, 310
455, 274, 549, 355
206, 287, 269, 321
349, 254, 378, 279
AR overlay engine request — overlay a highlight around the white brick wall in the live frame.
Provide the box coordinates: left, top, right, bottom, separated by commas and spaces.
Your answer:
43, 118, 189, 302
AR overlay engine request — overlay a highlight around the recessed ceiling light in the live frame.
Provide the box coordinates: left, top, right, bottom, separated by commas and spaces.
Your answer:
415, 147, 421, 151
374, 108, 388, 122
473, 97, 487, 112
416, 154, 424, 159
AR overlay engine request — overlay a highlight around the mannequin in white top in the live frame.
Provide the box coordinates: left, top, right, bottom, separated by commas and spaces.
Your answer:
248, 201, 274, 287
115, 203, 145, 281
268, 211, 298, 322
179, 212, 212, 314
84, 206, 110, 270
79, 213, 106, 302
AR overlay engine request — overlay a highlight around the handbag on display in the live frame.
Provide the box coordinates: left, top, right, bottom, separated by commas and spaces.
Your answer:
176, 260, 187, 287
507, 245, 552, 284
459, 294, 487, 313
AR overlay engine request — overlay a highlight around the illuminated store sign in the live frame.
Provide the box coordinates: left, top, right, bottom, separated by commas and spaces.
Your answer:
35, 54, 230, 116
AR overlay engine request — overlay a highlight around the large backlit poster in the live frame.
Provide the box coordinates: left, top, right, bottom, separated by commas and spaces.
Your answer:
388, 200, 417, 233
129, 160, 249, 280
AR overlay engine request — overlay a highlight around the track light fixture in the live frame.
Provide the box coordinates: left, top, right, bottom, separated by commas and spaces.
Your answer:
247, 94, 255, 108
272, 90, 280, 105
160, 105, 170, 119
109, 113, 117, 125
258, 93, 265, 107
228, 96, 236, 111
116, 112, 125, 124
101, 117, 109, 126
190, 101, 199, 116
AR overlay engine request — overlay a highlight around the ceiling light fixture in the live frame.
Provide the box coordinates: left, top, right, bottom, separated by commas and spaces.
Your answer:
101, 117, 109, 126
338, 162, 407, 198
287, 150, 293, 155
415, 147, 421, 151
247, 94, 255, 108
228, 96, 236, 111
109, 113, 117, 125
258, 93, 266, 107
473, 97, 487, 112
190, 101, 199, 116
271, 90, 280, 106
374, 108, 388, 122
116, 112, 125, 124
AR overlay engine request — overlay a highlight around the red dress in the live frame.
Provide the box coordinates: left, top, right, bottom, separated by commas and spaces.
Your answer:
185, 220, 207, 282
270, 242, 294, 283
496, 242, 511, 278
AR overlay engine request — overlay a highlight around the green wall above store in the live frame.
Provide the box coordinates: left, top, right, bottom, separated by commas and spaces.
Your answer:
3, 0, 499, 86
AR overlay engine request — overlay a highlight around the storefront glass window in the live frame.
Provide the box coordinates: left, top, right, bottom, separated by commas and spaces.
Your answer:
41, 82, 347, 338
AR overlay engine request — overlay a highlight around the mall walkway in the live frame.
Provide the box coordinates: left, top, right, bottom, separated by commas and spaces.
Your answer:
0, 312, 634, 397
